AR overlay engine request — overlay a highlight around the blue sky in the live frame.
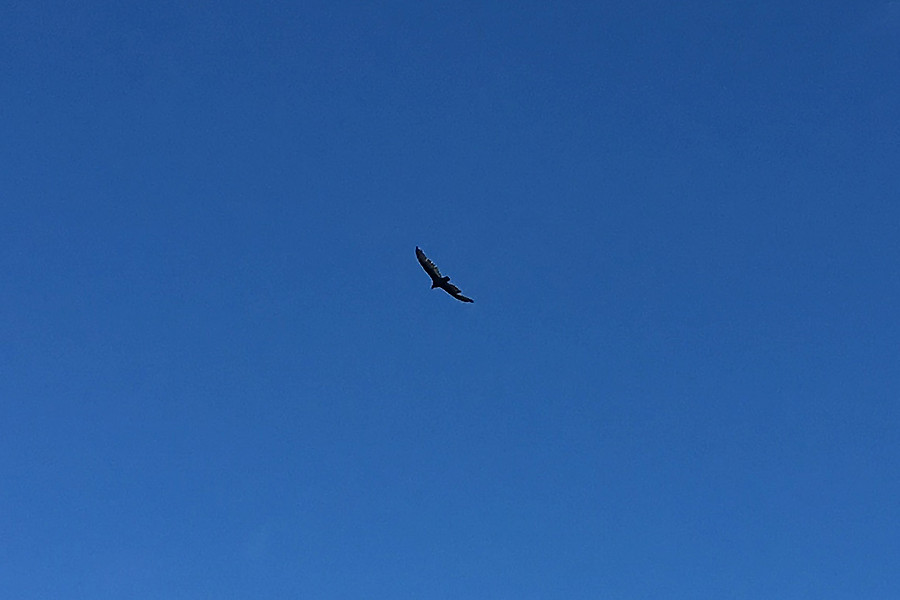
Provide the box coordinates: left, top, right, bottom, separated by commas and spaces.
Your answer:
2, 1, 899, 597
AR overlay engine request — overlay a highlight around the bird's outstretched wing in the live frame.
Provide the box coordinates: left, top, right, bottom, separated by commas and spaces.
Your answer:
416, 246, 442, 281
443, 282, 474, 303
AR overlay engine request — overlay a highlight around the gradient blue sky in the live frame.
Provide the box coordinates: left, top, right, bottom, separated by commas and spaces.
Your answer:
2, 1, 899, 598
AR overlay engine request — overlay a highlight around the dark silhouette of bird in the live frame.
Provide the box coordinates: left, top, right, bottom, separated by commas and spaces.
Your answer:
416, 246, 474, 303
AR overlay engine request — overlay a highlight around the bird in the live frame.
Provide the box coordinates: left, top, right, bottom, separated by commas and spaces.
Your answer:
416, 246, 474, 303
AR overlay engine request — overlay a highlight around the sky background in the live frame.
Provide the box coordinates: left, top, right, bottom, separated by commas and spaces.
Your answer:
2, 1, 899, 598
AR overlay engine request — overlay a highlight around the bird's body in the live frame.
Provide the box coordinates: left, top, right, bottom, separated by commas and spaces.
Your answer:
416, 246, 474, 303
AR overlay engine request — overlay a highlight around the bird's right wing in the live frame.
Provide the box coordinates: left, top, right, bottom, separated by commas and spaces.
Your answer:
443, 281, 474, 302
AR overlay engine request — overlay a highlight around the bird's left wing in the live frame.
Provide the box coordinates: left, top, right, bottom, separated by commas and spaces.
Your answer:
416, 246, 443, 279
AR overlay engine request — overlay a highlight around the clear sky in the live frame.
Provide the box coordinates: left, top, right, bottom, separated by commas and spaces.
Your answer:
2, 1, 899, 598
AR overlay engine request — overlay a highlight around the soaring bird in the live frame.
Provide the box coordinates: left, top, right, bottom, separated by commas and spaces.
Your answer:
416, 246, 474, 303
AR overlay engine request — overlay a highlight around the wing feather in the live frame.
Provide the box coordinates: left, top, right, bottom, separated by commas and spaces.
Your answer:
443, 281, 463, 295
441, 281, 474, 303
416, 246, 442, 279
